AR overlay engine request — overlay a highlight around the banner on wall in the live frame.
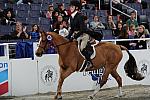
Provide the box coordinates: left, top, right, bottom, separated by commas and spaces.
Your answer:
0, 62, 8, 96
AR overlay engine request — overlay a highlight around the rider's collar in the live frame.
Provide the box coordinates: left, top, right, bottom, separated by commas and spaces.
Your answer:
71, 11, 78, 18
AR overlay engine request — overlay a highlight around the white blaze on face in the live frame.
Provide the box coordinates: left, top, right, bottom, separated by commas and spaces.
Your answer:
38, 37, 42, 47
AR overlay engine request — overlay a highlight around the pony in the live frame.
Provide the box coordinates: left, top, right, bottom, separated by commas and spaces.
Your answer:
36, 32, 144, 100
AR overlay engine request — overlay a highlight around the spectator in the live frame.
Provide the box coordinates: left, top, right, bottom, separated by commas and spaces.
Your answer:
1, 8, 16, 25
137, 25, 149, 38
83, 15, 90, 28
54, 3, 68, 20
46, 4, 54, 19
114, 22, 127, 39
126, 11, 138, 31
128, 24, 137, 39
136, 25, 149, 49
52, 11, 59, 23
53, 15, 63, 29
90, 15, 105, 30
81, 0, 90, 10
62, 20, 68, 29
128, 24, 138, 50
0, 7, 3, 21
106, 15, 116, 30
58, 22, 69, 37
11, 21, 29, 39
57, 15, 63, 22
28, 24, 40, 40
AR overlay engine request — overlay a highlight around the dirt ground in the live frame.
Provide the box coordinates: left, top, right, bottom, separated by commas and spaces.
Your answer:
1, 85, 150, 100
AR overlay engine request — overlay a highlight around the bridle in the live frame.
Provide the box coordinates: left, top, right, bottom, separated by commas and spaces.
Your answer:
38, 32, 72, 51
38, 38, 48, 51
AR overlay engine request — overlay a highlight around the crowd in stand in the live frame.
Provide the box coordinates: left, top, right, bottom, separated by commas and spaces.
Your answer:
0, 0, 150, 50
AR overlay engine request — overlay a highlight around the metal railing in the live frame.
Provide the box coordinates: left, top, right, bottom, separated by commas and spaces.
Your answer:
110, 0, 137, 20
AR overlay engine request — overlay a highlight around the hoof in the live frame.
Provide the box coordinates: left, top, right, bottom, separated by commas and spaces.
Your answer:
58, 96, 62, 100
115, 94, 124, 98
54, 95, 62, 100
88, 95, 94, 100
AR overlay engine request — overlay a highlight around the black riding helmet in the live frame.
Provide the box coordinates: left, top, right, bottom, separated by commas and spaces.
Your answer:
70, 0, 81, 10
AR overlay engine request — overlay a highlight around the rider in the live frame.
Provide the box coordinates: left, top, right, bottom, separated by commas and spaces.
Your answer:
67, 0, 93, 67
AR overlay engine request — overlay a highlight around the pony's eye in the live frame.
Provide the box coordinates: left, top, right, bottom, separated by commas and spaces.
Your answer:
47, 35, 52, 41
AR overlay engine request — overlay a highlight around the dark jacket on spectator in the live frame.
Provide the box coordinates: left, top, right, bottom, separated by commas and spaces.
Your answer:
11, 30, 29, 39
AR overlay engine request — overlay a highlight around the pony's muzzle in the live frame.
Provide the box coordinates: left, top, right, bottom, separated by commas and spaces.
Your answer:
35, 52, 43, 57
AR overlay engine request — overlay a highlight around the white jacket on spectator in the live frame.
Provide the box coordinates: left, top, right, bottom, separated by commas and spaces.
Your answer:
90, 21, 105, 30
59, 28, 69, 37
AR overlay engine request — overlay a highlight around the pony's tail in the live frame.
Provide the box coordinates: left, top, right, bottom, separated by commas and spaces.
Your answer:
120, 45, 144, 81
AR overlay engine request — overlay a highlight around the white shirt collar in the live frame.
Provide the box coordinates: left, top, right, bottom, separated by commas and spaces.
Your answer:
71, 11, 78, 18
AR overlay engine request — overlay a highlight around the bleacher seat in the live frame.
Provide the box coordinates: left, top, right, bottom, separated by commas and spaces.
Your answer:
113, 16, 118, 24
18, 4, 30, 11
0, 45, 4, 56
17, 10, 29, 18
33, 0, 42, 4
102, 29, 114, 40
30, 4, 41, 11
139, 15, 148, 24
64, 3, 69, 9
29, 10, 41, 18
98, 10, 107, 17
4, 3, 13, 9
41, 4, 48, 11
131, 3, 141, 10
100, 17, 107, 24
39, 17, 51, 25
54, 0, 64, 4
127, 9, 134, 15
33, 0, 38, 4
142, 9, 148, 15
147, 17, 150, 23
42, 0, 52, 4
12, 4, 18, 11
16, 17, 27, 24
64, 0, 70, 4
26, 18, 40, 25
40, 25, 51, 32
0, 25, 13, 36
89, 10, 98, 17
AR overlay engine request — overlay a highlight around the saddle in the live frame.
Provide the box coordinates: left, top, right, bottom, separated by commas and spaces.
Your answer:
78, 40, 98, 72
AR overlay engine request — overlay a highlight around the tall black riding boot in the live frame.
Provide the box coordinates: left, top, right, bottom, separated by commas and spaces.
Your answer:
81, 49, 93, 68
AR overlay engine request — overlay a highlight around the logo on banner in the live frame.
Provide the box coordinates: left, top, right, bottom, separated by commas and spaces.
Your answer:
41, 65, 58, 86
0, 62, 8, 95
138, 60, 150, 78
83, 67, 111, 84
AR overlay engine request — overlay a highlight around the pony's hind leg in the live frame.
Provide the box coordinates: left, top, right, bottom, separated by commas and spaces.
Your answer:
111, 69, 123, 97
88, 66, 112, 100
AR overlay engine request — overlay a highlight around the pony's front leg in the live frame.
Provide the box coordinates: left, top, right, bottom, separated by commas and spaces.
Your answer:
54, 76, 63, 100
54, 68, 74, 100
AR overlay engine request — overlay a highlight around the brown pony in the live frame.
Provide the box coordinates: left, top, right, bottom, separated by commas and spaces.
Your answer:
36, 32, 144, 100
